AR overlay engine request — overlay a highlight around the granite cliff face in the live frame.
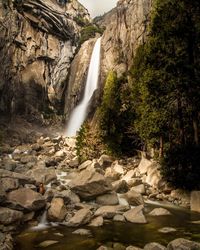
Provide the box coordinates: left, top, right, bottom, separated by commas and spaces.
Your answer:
100, 0, 152, 78
0, 0, 152, 122
0, 0, 90, 117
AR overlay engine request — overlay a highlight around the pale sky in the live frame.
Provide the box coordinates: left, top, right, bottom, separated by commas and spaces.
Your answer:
78, 0, 118, 18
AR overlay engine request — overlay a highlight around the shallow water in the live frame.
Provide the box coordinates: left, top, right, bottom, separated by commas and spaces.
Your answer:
15, 203, 200, 250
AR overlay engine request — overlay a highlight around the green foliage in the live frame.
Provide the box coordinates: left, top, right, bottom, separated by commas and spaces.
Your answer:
98, 71, 141, 156
130, 0, 200, 188
161, 144, 200, 190
131, 0, 200, 145
75, 122, 104, 162
79, 25, 104, 45
74, 16, 90, 27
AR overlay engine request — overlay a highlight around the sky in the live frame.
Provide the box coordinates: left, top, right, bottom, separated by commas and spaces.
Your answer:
78, 0, 118, 18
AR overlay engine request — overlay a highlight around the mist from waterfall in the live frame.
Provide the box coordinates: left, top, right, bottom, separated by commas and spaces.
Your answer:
65, 37, 101, 137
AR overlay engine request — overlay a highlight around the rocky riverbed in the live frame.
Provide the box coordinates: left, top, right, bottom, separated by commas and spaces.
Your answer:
1, 129, 200, 249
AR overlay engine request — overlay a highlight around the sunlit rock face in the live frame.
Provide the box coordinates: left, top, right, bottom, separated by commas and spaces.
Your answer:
0, 0, 90, 116
100, 0, 152, 78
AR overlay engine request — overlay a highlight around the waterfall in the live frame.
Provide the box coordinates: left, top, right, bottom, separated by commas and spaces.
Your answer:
65, 37, 102, 137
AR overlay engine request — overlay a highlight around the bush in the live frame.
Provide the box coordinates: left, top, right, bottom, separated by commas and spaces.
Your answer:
79, 25, 104, 45
75, 122, 104, 163
161, 144, 200, 190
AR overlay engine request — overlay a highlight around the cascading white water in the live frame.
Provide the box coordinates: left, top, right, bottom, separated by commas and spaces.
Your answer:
65, 37, 102, 137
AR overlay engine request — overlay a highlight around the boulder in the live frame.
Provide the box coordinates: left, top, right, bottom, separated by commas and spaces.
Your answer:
78, 160, 92, 171
48, 198, 67, 222
6, 188, 46, 211
123, 205, 147, 224
0, 190, 6, 203
113, 214, 125, 222
113, 243, 126, 250
0, 178, 19, 192
95, 205, 129, 219
20, 155, 37, 164
158, 227, 177, 233
96, 193, 119, 205
138, 157, 152, 174
55, 190, 80, 204
112, 180, 129, 193
0, 169, 35, 185
97, 246, 112, 250
130, 184, 146, 195
149, 208, 171, 216
122, 170, 135, 182
98, 155, 114, 169
126, 247, 142, 250
89, 216, 104, 227
27, 168, 57, 184
67, 208, 92, 227
113, 163, 124, 175
123, 190, 144, 206
38, 240, 58, 248
167, 238, 200, 250
145, 162, 162, 187
105, 167, 120, 182
68, 157, 79, 168
69, 170, 112, 200
72, 229, 92, 236
0, 207, 23, 225
143, 242, 166, 250
127, 178, 143, 188
190, 191, 200, 213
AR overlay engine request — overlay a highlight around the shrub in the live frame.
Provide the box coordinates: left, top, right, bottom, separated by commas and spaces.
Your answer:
75, 122, 104, 163
79, 25, 104, 45
161, 144, 200, 190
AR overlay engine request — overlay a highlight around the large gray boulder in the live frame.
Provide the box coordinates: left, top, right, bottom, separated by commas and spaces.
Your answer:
123, 205, 147, 224
6, 188, 46, 211
149, 208, 171, 216
89, 216, 104, 227
0, 207, 23, 225
66, 208, 93, 227
0, 178, 19, 192
47, 198, 67, 222
167, 238, 200, 250
95, 205, 129, 219
55, 190, 80, 204
138, 157, 152, 174
126, 247, 142, 250
123, 190, 144, 206
98, 155, 114, 169
27, 168, 57, 184
69, 170, 112, 200
144, 242, 166, 250
0, 169, 35, 185
96, 193, 119, 205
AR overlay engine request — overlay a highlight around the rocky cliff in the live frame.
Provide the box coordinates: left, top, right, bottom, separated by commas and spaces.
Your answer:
100, 0, 152, 78
0, 0, 90, 118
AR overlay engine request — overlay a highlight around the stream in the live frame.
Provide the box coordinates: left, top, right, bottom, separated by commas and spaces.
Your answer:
15, 203, 200, 249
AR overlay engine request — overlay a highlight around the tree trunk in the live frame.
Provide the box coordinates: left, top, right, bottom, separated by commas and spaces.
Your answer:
192, 115, 199, 145
159, 136, 164, 158
177, 97, 185, 145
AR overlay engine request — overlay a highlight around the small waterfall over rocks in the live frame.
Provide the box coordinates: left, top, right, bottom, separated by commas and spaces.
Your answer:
65, 37, 102, 137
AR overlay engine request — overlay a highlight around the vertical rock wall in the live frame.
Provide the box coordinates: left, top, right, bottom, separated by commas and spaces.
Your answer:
0, 0, 90, 118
